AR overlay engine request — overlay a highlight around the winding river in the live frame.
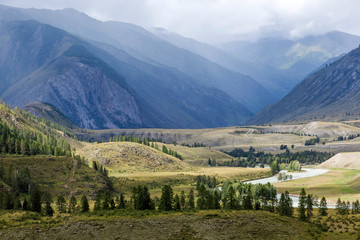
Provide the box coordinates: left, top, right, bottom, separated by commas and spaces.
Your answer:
245, 167, 336, 208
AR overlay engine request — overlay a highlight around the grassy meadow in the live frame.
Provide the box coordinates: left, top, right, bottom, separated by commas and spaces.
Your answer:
275, 169, 360, 202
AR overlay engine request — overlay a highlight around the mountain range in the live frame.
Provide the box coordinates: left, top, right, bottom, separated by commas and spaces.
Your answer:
0, 4, 360, 129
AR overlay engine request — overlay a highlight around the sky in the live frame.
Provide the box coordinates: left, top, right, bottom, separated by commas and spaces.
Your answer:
2, 0, 360, 44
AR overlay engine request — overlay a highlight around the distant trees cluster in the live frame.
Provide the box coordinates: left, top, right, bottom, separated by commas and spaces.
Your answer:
336, 198, 360, 215
338, 134, 360, 141
108, 134, 183, 160
180, 142, 206, 148
224, 147, 332, 170
305, 137, 320, 146
109, 135, 159, 145
161, 145, 182, 160
92, 161, 109, 177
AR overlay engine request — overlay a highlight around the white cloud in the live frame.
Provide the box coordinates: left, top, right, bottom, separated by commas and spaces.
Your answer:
2, 0, 360, 43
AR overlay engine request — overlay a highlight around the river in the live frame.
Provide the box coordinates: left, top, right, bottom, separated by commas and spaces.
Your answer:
245, 167, 336, 208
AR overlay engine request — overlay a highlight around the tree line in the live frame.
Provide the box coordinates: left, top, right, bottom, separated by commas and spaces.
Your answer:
223, 147, 333, 169
0, 120, 72, 157
107, 134, 183, 160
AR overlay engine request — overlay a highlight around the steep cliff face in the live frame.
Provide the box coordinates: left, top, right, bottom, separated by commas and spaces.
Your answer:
0, 21, 145, 129
250, 45, 360, 124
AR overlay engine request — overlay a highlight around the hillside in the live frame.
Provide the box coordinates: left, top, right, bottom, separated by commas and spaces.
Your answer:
76, 142, 191, 172
23, 101, 77, 129
250, 44, 360, 124
0, 156, 111, 198
319, 152, 360, 169
261, 121, 360, 138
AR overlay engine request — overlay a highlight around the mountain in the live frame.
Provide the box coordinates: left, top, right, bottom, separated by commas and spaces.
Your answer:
151, 27, 286, 99
221, 32, 360, 98
0, 20, 153, 129
0, 20, 252, 129
0, 4, 273, 112
249, 44, 360, 124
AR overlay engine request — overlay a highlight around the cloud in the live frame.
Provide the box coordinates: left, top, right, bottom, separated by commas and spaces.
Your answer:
2, 0, 360, 43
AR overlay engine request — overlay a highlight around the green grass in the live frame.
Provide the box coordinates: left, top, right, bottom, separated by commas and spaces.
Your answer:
0, 210, 318, 240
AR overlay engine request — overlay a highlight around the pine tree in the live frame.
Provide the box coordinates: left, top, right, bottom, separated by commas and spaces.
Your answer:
224, 185, 237, 209
298, 188, 307, 221
213, 190, 221, 209
159, 185, 173, 211
30, 186, 42, 213
242, 194, 253, 210
102, 191, 111, 210
94, 194, 102, 211
81, 195, 89, 212
336, 198, 343, 215
119, 193, 125, 209
22, 197, 28, 211
180, 191, 186, 210
110, 199, 116, 210
278, 193, 287, 216
174, 194, 181, 210
43, 193, 54, 216
56, 195, 67, 213
319, 197, 328, 216
197, 184, 208, 210
187, 189, 195, 210
14, 194, 22, 210
306, 194, 313, 220
69, 196, 77, 213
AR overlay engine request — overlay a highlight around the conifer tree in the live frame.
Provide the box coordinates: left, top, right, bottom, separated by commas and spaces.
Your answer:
174, 194, 181, 210
306, 194, 313, 220
30, 186, 42, 213
159, 185, 173, 211
94, 194, 102, 211
102, 191, 111, 210
319, 197, 328, 216
22, 197, 28, 211
81, 195, 89, 212
187, 189, 195, 210
69, 196, 77, 213
298, 188, 307, 221
119, 193, 125, 209
56, 195, 67, 213
224, 185, 237, 209
43, 193, 54, 216
180, 191, 186, 210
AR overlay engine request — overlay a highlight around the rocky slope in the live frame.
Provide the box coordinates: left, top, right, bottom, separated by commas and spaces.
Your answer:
250, 44, 360, 124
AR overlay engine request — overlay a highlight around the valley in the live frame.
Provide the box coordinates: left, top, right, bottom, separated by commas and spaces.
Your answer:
1, 2, 360, 239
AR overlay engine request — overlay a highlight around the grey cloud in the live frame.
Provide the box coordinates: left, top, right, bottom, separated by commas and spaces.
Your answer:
2, 0, 360, 43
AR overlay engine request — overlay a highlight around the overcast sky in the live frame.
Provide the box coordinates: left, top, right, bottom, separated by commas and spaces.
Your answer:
2, 0, 360, 43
